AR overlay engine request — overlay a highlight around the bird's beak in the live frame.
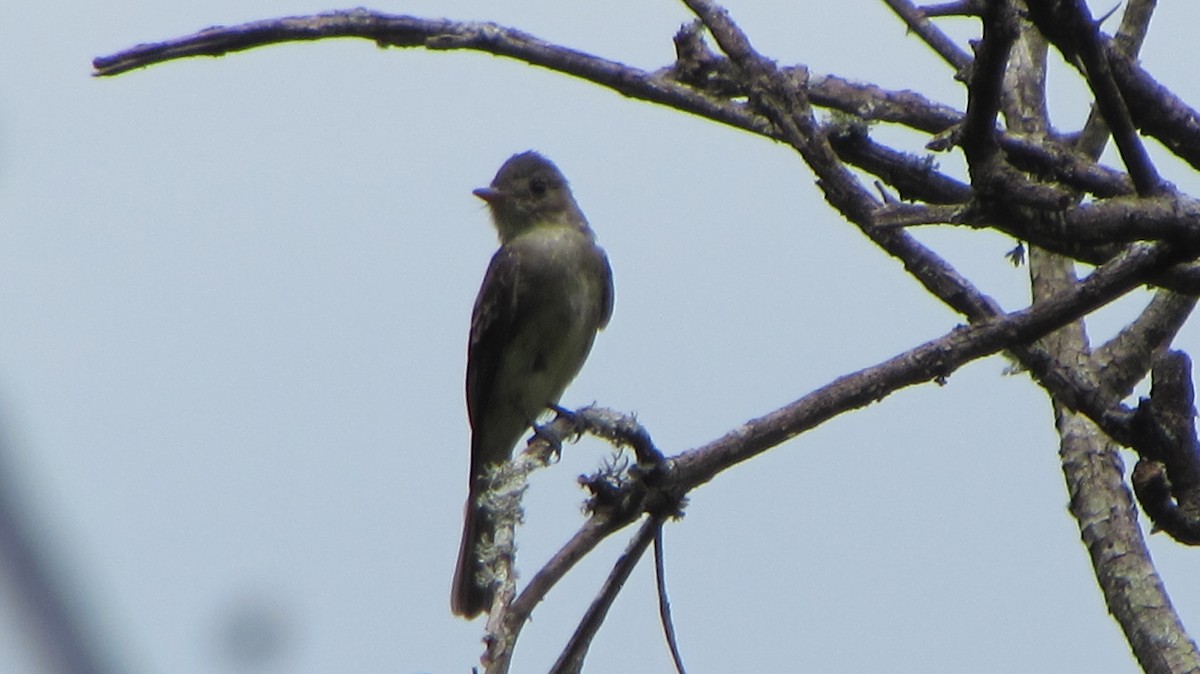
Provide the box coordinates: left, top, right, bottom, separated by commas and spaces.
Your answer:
472, 187, 504, 203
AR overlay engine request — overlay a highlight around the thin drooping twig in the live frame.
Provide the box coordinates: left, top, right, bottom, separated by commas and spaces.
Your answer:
548, 516, 660, 674
654, 525, 688, 674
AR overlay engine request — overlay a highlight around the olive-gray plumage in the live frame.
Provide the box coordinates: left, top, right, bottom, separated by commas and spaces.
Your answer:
451, 152, 613, 618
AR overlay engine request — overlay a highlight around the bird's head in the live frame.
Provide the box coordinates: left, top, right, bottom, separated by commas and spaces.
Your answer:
474, 151, 586, 241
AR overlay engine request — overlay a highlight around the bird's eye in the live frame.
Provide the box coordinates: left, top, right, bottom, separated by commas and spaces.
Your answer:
529, 177, 548, 197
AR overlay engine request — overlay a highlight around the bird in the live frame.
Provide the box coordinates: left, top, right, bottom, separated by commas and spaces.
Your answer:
451, 152, 614, 618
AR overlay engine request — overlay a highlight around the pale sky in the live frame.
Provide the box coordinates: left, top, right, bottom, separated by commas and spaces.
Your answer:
1, 1, 1199, 672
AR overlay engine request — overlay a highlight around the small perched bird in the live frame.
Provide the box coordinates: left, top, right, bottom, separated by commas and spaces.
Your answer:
451, 152, 614, 618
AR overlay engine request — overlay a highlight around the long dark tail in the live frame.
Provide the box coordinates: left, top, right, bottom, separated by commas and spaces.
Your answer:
451, 478, 494, 618
453, 413, 528, 618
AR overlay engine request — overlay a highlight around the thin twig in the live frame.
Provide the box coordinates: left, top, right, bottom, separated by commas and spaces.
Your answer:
1073, 0, 1155, 158
549, 516, 660, 674
880, 0, 974, 71
654, 524, 687, 674
482, 510, 639, 673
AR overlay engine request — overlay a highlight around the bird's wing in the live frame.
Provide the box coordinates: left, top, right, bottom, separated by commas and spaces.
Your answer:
465, 245, 523, 429
594, 245, 615, 330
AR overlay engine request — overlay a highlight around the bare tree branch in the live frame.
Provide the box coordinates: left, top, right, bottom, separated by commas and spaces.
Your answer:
92, 11, 773, 140
682, 0, 881, 225
1025, 0, 1164, 195
480, 408, 661, 672
1060, 409, 1200, 673
921, 1, 987, 19
1131, 351, 1200, 545
807, 71, 963, 133
1023, 0, 1200, 173
1000, 131, 1135, 198
91, 9, 1200, 287
826, 123, 973, 204
1009, 3, 1200, 669
1094, 291, 1197, 396
888, 193, 1200, 249
881, 0, 975, 71
669, 241, 1182, 493
547, 516, 660, 674
960, 0, 1018, 191
1073, 0, 1154, 157
482, 513, 631, 672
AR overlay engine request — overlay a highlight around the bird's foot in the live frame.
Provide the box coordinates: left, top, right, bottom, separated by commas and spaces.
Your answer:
529, 422, 563, 462
547, 403, 577, 424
